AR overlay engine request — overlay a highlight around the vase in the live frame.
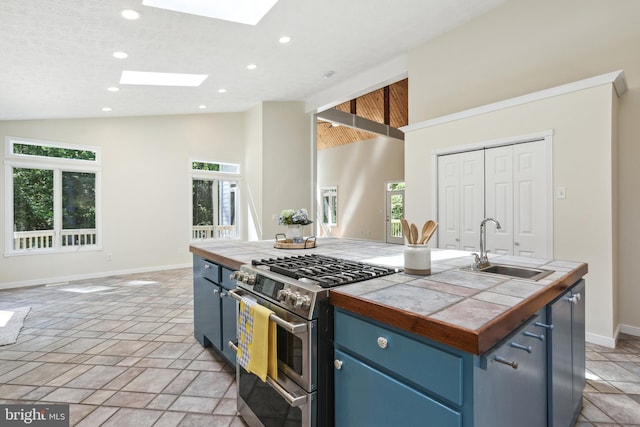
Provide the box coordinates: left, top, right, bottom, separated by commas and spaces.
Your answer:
403, 245, 431, 275
285, 224, 303, 242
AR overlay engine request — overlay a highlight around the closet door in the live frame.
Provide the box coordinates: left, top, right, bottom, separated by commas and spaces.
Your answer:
512, 141, 548, 257
437, 150, 484, 250
485, 141, 548, 258
485, 146, 514, 255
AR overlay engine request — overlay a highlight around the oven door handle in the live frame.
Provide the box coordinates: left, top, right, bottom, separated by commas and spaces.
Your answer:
227, 289, 308, 334
227, 340, 308, 407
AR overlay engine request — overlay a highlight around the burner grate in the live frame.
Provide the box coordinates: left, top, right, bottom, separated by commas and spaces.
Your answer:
252, 254, 397, 288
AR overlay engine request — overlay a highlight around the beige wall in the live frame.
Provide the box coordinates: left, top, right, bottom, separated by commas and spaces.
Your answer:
0, 113, 245, 287
317, 135, 404, 242
405, 84, 616, 342
406, 0, 640, 340
261, 102, 313, 240
0, 102, 312, 287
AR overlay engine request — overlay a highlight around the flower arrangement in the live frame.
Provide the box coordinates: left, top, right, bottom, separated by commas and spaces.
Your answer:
278, 208, 313, 225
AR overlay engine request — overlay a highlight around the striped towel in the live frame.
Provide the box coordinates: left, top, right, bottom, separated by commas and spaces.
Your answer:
237, 297, 278, 382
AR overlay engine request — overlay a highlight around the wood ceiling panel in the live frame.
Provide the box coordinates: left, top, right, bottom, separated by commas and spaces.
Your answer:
318, 79, 407, 150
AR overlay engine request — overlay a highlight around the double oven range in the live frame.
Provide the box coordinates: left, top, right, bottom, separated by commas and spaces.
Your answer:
228, 254, 398, 427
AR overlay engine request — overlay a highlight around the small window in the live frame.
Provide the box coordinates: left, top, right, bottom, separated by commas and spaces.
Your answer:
5, 137, 101, 254
321, 186, 338, 226
192, 161, 239, 174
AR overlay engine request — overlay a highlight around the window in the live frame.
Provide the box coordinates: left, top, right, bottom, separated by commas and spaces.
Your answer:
5, 137, 101, 254
191, 160, 240, 240
321, 186, 338, 226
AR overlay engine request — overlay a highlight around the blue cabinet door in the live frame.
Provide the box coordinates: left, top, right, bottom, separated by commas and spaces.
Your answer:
334, 349, 461, 427
194, 276, 221, 348
220, 288, 237, 366
549, 280, 585, 427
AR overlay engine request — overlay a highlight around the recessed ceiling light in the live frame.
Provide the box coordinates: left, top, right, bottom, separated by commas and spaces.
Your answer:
246, 64, 257, 70
113, 51, 128, 59
121, 9, 142, 20
102, 107, 112, 112
120, 70, 208, 87
199, 105, 207, 109
107, 86, 120, 92
142, 0, 279, 25
322, 70, 336, 79
218, 88, 227, 93
279, 36, 291, 44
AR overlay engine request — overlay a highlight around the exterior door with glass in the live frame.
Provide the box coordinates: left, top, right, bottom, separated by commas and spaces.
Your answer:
386, 183, 405, 244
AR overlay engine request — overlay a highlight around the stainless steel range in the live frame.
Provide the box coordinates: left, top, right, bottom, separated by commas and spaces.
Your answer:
228, 254, 398, 427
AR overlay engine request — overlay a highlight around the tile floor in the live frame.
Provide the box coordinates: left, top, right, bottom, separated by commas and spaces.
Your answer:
0, 268, 639, 426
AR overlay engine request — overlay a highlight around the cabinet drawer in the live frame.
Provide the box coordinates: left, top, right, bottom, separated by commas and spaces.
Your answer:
334, 309, 464, 405
220, 267, 236, 290
201, 260, 220, 283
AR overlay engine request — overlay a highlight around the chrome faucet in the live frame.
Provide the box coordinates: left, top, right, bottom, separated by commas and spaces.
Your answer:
472, 218, 502, 269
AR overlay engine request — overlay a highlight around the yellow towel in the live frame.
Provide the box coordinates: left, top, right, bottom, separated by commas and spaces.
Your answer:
237, 297, 278, 382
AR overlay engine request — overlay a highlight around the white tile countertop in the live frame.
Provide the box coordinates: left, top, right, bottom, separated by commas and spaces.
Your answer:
190, 237, 587, 354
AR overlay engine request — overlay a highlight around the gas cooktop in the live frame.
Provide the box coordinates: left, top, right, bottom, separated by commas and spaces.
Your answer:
251, 254, 399, 288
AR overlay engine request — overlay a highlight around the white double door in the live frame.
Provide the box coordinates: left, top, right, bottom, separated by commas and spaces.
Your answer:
437, 140, 549, 258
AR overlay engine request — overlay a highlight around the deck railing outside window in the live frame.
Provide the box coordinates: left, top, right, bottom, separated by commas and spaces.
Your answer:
13, 229, 97, 250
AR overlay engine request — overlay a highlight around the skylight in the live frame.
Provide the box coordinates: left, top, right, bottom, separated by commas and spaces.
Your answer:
142, 0, 279, 25
120, 71, 208, 87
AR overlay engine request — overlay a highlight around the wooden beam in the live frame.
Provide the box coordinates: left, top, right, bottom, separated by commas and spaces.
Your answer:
350, 99, 357, 115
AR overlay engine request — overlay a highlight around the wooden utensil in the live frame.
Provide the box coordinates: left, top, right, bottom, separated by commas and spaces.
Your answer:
419, 220, 434, 244
400, 219, 412, 244
410, 223, 419, 245
423, 221, 439, 245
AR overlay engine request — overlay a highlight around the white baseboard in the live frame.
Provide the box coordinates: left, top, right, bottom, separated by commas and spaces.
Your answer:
586, 331, 617, 349
619, 323, 640, 338
0, 263, 192, 291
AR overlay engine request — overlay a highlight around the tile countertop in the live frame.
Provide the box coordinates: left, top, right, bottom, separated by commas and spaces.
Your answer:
189, 237, 588, 355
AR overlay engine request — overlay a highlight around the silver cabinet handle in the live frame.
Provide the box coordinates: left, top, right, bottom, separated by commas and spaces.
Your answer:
228, 340, 238, 353
494, 355, 518, 369
514, 242, 520, 246
377, 337, 388, 349
213, 288, 219, 295
534, 322, 553, 330
523, 331, 545, 341
204, 264, 211, 269
510, 342, 532, 353
334, 359, 343, 370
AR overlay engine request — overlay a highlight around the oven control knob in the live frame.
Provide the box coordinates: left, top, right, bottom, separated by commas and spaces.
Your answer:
286, 292, 298, 305
244, 274, 256, 285
294, 295, 311, 310
276, 289, 291, 302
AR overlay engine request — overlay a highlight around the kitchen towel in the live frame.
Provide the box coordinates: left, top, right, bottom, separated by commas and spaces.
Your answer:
237, 296, 278, 382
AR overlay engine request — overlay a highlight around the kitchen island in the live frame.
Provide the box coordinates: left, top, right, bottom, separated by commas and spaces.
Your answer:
190, 237, 587, 427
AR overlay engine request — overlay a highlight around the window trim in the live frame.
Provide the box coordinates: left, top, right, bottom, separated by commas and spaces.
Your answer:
4, 136, 102, 256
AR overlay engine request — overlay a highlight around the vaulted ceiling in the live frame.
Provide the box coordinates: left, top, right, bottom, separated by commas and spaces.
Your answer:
317, 79, 408, 150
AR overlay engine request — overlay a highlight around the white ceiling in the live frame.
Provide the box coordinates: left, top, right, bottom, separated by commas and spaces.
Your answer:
0, 0, 505, 121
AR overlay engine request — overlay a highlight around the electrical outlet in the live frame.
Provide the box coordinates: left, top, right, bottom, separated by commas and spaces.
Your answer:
107, 253, 113, 261
555, 186, 566, 199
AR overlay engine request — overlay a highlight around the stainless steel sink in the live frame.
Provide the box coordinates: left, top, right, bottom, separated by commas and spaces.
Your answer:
465, 264, 554, 281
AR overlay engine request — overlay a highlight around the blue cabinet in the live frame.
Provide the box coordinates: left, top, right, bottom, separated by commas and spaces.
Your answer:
193, 255, 237, 366
334, 309, 470, 427
548, 279, 585, 427
474, 309, 548, 427
334, 279, 585, 427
